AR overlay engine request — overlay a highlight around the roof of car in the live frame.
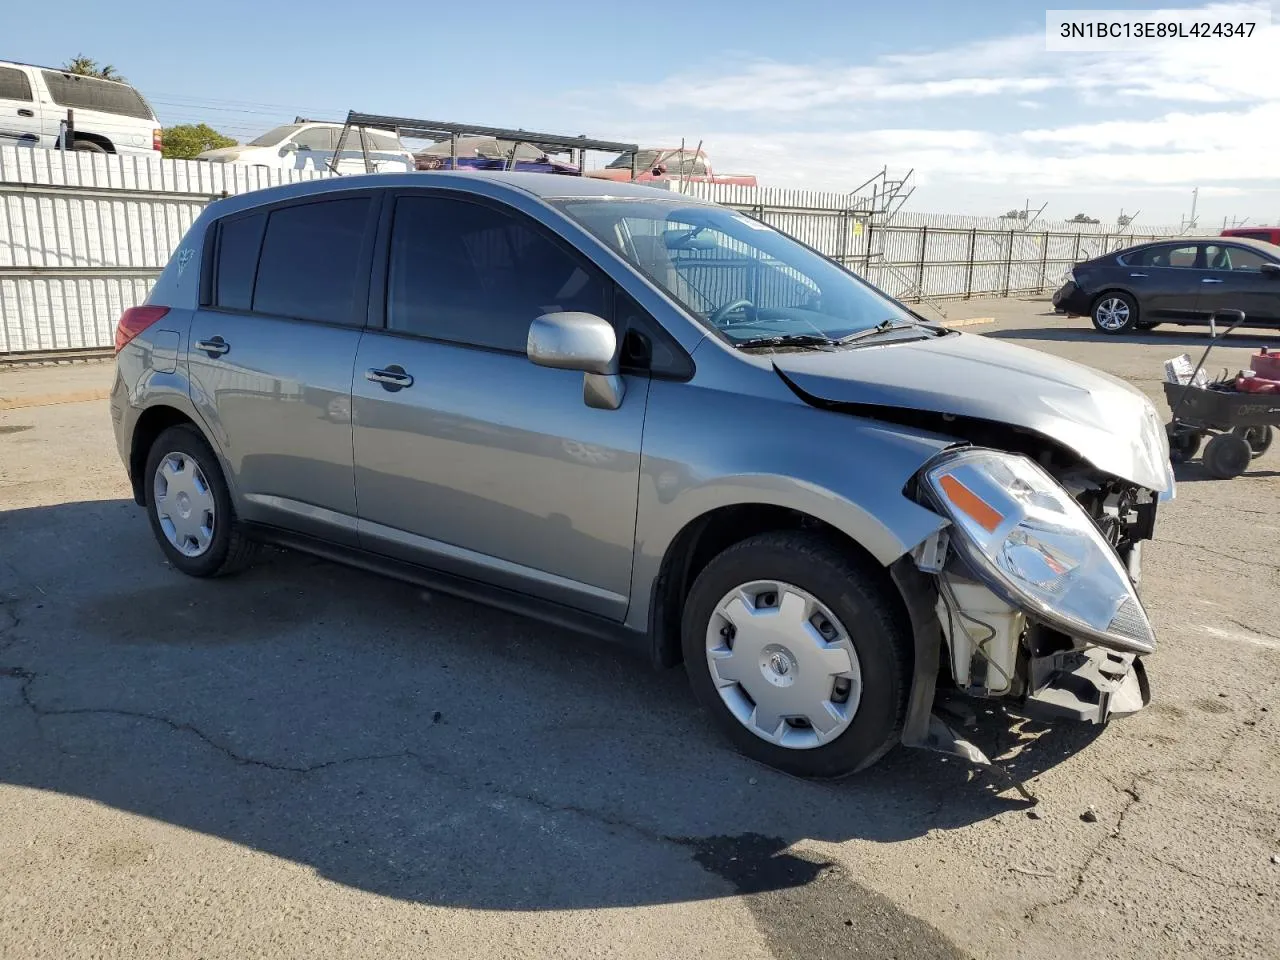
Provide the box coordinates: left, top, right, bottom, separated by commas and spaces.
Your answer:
1101, 235, 1280, 259
207, 170, 705, 217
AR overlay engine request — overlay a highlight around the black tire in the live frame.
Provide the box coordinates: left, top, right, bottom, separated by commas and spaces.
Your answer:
681, 531, 911, 779
1202, 432, 1252, 479
1090, 291, 1139, 334
72, 139, 107, 153
1167, 426, 1202, 464
1233, 425, 1274, 459
143, 424, 258, 577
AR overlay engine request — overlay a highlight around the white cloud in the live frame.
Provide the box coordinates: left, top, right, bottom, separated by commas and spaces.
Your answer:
591, 1, 1280, 217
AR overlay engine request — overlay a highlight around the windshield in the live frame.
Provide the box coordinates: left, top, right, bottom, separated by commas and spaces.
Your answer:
607, 150, 662, 171
249, 124, 302, 146
550, 198, 916, 343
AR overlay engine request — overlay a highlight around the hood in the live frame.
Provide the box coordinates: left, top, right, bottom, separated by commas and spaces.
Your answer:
770, 331, 1172, 492
197, 146, 253, 161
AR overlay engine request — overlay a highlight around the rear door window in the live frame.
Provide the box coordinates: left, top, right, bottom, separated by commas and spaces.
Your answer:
0, 67, 34, 101
1127, 244, 1200, 268
252, 197, 373, 325
40, 71, 153, 119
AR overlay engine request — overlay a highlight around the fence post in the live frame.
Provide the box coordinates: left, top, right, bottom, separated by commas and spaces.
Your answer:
916, 225, 928, 300
863, 220, 875, 274
964, 228, 976, 299
1072, 232, 1081, 263
1039, 230, 1049, 293
1002, 229, 1014, 297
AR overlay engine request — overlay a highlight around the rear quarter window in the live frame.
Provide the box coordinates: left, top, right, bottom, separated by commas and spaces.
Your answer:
40, 70, 154, 120
214, 213, 267, 311
251, 197, 373, 325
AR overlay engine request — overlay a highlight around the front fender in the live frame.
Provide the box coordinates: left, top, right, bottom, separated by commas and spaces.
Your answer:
626, 378, 955, 632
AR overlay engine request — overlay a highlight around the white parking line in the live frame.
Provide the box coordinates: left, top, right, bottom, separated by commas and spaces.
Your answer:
1202, 625, 1280, 650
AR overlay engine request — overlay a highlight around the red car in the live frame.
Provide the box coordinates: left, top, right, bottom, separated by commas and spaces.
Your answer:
1221, 226, 1280, 245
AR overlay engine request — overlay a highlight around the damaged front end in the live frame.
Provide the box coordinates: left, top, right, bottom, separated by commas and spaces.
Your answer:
899, 445, 1163, 766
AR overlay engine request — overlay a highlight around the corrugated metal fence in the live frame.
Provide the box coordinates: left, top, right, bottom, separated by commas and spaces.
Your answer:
0, 146, 327, 354
0, 146, 1211, 354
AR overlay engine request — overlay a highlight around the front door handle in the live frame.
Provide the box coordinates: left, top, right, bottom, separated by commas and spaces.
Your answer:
196, 336, 230, 357
366, 365, 414, 390
1201, 278, 1224, 284
1129, 272, 1147, 278
17, 109, 34, 118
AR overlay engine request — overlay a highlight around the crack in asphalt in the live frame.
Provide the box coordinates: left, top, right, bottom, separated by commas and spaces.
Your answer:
6, 665, 685, 852
1025, 710, 1262, 922
1223, 616, 1280, 643
1158, 538, 1277, 569
4, 664, 969, 958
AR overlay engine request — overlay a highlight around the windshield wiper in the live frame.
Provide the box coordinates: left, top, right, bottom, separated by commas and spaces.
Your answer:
733, 333, 838, 350
835, 318, 927, 344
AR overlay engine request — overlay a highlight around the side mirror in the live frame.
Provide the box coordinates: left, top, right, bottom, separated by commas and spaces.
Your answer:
527, 312, 625, 410
279, 142, 299, 156
1261, 262, 1280, 277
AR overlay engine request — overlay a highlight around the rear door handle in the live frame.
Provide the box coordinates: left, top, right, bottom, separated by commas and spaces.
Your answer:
196, 336, 230, 357
1201, 278, 1223, 284
1129, 272, 1147, 278
17, 109, 34, 118
366, 366, 414, 390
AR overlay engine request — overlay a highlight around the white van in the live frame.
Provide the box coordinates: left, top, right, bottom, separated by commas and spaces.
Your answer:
0, 59, 161, 155
196, 122, 416, 174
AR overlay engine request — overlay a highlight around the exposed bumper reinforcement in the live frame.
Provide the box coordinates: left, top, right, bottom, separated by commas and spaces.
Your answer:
1021, 648, 1150, 725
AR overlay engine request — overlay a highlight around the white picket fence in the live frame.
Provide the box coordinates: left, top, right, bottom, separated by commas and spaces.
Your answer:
0, 145, 1208, 354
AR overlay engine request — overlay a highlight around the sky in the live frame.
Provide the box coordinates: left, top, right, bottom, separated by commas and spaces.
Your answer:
8, 0, 1280, 228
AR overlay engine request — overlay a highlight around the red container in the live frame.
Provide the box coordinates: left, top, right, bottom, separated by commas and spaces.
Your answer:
1250, 347, 1280, 380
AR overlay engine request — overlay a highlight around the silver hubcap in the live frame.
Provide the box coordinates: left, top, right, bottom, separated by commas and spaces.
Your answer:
153, 453, 216, 558
1095, 298, 1130, 330
705, 580, 862, 750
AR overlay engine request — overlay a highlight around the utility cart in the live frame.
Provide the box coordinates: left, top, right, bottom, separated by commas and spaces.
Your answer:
1164, 310, 1280, 479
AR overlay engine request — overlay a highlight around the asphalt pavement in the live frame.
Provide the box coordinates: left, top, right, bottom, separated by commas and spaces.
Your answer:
1, 300, 1277, 959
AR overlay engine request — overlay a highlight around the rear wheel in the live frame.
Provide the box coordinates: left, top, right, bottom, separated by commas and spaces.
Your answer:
72, 139, 107, 153
1203, 432, 1253, 479
1091, 292, 1138, 334
1233, 425, 1274, 459
681, 531, 911, 779
144, 425, 258, 577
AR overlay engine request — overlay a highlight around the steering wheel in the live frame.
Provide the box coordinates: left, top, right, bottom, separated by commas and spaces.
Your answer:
710, 299, 754, 326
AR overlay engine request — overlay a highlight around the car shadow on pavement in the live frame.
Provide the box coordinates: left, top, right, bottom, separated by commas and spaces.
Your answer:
989, 326, 1278, 349
1, 498, 1101, 915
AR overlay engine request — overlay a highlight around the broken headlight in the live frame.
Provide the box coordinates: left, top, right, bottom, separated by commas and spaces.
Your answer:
920, 447, 1156, 655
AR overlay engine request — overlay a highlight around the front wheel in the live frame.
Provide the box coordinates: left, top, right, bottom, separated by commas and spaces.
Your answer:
681, 532, 911, 779
1091, 292, 1139, 334
144, 425, 259, 577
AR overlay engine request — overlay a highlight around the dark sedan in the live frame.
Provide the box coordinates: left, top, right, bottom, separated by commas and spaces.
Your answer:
1052, 237, 1280, 333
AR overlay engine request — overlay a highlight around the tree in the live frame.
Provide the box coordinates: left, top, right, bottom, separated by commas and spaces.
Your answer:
61, 55, 126, 82
1000, 208, 1028, 220
1069, 213, 1100, 224
161, 124, 238, 160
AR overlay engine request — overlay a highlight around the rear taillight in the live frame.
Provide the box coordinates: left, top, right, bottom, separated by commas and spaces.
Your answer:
115, 305, 170, 353
153, 128, 163, 151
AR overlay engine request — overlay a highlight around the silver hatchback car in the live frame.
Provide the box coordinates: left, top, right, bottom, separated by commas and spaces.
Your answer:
111, 173, 1175, 779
